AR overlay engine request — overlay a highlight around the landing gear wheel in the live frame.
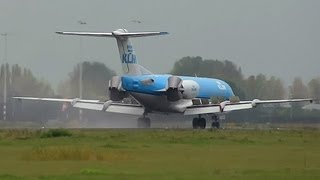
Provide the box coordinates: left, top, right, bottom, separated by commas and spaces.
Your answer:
137, 117, 151, 128
192, 117, 206, 129
211, 115, 220, 129
212, 115, 218, 121
211, 121, 220, 129
199, 118, 206, 129
192, 118, 199, 129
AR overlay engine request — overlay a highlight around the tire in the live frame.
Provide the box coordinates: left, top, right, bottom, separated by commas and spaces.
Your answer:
211, 121, 217, 128
211, 121, 220, 129
216, 122, 220, 129
144, 118, 151, 128
199, 118, 206, 129
137, 117, 151, 128
137, 117, 143, 128
192, 118, 199, 129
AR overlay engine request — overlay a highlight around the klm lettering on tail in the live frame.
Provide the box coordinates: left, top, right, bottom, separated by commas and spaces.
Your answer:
122, 53, 137, 64
127, 45, 133, 53
122, 44, 136, 64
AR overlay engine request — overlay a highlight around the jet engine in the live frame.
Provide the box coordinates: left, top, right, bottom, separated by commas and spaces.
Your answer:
166, 76, 183, 101
108, 76, 127, 101
181, 80, 200, 99
166, 76, 199, 101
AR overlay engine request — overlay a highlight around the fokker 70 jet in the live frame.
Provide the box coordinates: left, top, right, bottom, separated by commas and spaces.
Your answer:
14, 29, 313, 128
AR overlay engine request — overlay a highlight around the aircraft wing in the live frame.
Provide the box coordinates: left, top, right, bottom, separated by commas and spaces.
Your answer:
13, 97, 145, 116
13, 96, 313, 116
184, 98, 313, 115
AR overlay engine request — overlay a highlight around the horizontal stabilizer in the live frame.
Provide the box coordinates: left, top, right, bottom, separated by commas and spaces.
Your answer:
56, 31, 113, 37
56, 29, 168, 38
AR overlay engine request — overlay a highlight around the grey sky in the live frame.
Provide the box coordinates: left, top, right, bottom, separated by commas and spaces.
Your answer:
0, 0, 319, 89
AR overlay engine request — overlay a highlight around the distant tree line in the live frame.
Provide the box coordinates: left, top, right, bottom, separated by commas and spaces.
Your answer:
0, 64, 58, 122
57, 61, 116, 99
0, 62, 115, 124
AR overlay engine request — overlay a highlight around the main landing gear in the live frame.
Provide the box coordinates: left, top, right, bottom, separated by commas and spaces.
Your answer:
137, 116, 151, 128
192, 115, 206, 129
192, 115, 221, 129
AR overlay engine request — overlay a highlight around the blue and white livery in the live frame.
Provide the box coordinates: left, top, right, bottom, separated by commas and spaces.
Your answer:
14, 29, 313, 128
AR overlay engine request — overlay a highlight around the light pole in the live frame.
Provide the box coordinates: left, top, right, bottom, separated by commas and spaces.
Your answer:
1, 33, 7, 121
78, 20, 86, 122
79, 37, 83, 99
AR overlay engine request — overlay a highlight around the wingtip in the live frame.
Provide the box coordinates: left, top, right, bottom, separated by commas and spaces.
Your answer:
160, 32, 169, 35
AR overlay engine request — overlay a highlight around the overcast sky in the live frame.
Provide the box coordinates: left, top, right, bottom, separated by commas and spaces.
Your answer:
0, 0, 319, 88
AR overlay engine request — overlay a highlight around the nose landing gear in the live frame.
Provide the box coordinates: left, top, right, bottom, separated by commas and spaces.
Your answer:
211, 115, 220, 129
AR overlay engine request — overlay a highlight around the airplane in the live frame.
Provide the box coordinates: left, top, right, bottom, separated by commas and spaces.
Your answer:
14, 28, 313, 129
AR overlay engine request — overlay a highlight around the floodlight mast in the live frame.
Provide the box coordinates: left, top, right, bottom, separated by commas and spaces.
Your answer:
1, 33, 7, 121
78, 20, 86, 123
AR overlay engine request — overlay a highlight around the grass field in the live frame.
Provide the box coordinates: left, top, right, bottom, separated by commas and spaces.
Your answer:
0, 128, 319, 179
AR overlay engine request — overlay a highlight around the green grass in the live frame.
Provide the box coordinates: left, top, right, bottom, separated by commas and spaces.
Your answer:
0, 128, 319, 179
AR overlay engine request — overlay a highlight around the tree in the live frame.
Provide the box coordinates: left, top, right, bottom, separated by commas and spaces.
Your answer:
0, 64, 56, 121
290, 77, 309, 98
265, 76, 285, 99
308, 78, 320, 101
0, 64, 54, 97
171, 56, 202, 76
243, 74, 285, 100
57, 61, 116, 99
171, 56, 246, 99
244, 75, 257, 99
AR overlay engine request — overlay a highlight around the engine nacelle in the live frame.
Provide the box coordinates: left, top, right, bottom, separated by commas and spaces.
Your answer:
166, 76, 200, 101
108, 76, 127, 101
166, 76, 183, 101
181, 80, 200, 99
